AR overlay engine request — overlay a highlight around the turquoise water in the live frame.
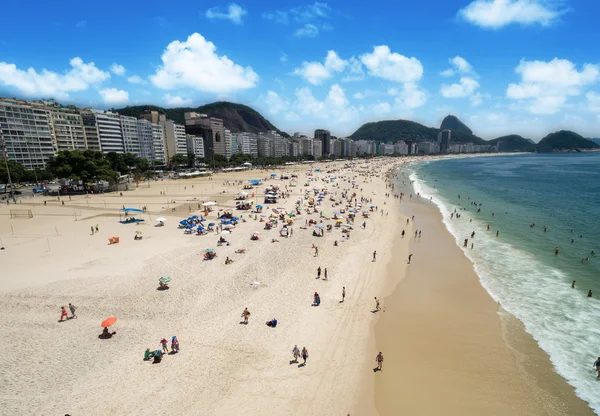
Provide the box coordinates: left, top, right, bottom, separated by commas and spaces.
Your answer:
410, 153, 600, 413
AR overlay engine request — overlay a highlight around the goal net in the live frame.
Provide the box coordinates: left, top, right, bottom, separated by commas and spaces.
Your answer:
10, 209, 33, 219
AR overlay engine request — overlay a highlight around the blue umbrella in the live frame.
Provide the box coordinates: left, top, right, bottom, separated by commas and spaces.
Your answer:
208, 222, 215, 226
256, 204, 263, 209
349, 209, 357, 213
370, 205, 375, 208
315, 224, 325, 229
200, 217, 206, 222
332, 210, 341, 214
270, 173, 277, 177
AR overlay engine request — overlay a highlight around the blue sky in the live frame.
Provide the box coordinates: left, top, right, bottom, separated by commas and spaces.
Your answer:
1, 0, 599, 140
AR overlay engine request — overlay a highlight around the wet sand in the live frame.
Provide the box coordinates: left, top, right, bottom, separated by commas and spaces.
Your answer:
374, 182, 594, 415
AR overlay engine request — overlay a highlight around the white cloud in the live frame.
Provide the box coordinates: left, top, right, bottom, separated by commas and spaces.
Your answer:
294, 23, 319, 38
440, 57, 482, 106
353, 92, 365, 100
342, 57, 365, 82
99, 88, 129, 105
0, 57, 110, 99
293, 50, 347, 85
459, 0, 563, 29
127, 75, 146, 85
394, 83, 427, 109
360, 45, 423, 83
264, 3, 332, 37
163, 94, 192, 106
109, 63, 126, 76
205, 3, 247, 25
441, 56, 475, 77
586, 92, 600, 113
280, 53, 288, 63
150, 33, 258, 94
506, 58, 599, 114
441, 77, 480, 98
263, 90, 289, 114
371, 102, 392, 114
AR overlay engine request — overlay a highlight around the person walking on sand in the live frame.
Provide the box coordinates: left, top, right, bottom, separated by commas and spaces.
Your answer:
60, 306, 68, 321
372, 251, 377, 262
376, 352, 384, 371
408, 254, 413, 264
160, 338, 169, 354
375, 297, 381, 311
242, 307, 251, 323
90, 226, 94, 235
301, 347, 309, 365
342, 286, 346, 302
313, 292, 321, 306
171, 336, 179, 353
68, 303, 77, 319
95, 224, 99, 233
324, 268, 328, 280
314, 246, 319, 257
317, 267, 321, 279
292, 345, 300, 362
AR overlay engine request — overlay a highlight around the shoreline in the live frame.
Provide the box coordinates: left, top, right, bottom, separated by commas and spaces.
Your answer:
373, 164, 594, 415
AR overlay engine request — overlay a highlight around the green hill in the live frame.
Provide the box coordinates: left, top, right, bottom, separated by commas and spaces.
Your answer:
440, 115, 473, 135
113, 101, 289, 137
488, 135, 536, 152
537, 131, 600, 153
349, 116, 487, 145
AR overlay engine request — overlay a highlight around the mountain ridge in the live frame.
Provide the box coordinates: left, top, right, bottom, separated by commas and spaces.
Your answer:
113, 101, 289, 137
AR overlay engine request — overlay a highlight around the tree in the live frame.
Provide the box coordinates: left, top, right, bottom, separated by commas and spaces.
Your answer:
0, 160, 27, 184
170, 153, 187, 168
105, 152, 129, 174
187, 152, 196, 168
47, 150, 117, 191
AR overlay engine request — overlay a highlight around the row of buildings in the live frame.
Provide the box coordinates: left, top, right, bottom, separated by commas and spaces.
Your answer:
0, 97, 500, 171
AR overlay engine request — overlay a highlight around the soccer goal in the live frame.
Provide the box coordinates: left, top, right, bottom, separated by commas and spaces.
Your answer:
10, 209, 33, 219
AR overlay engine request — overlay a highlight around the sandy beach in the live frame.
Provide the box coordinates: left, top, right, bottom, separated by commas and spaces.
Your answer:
0, 155, 593, 416
0, 160, 402, 415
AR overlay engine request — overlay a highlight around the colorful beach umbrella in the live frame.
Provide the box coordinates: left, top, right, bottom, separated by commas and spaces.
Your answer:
101, 317, 117, 328
205, 248, 215, 253
158, 276, 172, 283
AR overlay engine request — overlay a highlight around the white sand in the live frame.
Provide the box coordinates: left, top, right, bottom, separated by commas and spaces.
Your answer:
0, 160, 403, 415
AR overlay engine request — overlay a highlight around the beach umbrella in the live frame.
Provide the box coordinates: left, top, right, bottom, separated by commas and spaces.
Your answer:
256, 204, 263, 209
135, 230, 143, 234
332, 210, 341, 214
190, 215, 198, 219
158, 276, 172, 283
156, 217, 166, 222
349, 209, 357, 213
222, 230, 231, 235
238, 191, 248, 196
335, 219, 343, 223
270, 173, 277, 177
203, 202, 217, 206
121, 207, 143, 212
208, 222, 215, 226
253, 231, 260, 234
101, 317, 117, 328
315, 224, 325, 229
205, 248, 216, 253
370, 205, 375, 208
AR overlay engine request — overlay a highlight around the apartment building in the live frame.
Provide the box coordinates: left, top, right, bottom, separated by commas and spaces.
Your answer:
0, 98, 56, 169
49, 107, 86, 151
93, 110, 124, 153
186, 134, 205, 160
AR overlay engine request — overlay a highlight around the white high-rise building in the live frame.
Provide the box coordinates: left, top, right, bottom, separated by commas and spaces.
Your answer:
312, 139, 323, 159
162, 120, 187, 161
136, 119, 154, 162
50, 108, 86, 151
300, 137, 313, 156
94, 110, 124, 153
257, 133, 273, 157
120, 116, 141, 156
151, 124, 166, 165
224, 129, 233, 159
186, 134, 205, 160
236, 132, 258, 157
80, 110, 101, 151
0, 98, 55, 169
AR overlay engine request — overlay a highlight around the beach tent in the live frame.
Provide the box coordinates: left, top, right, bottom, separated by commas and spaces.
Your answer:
121, 207, 143, 212
203, 202, 217, 206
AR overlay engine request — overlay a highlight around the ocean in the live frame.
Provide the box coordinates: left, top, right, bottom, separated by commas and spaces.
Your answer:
409, 153, 600, 413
